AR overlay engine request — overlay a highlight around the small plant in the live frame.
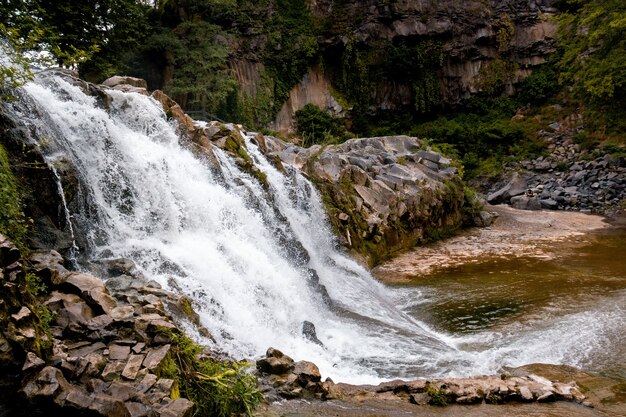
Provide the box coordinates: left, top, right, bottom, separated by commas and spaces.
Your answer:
427, 385, 450, 406
556, 161, 569, 171
25, 273, 47, 296
295, 104, 346, 146
158, 333, 262, 417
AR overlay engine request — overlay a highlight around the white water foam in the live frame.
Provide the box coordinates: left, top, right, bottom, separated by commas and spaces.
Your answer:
12, 72, 625, 384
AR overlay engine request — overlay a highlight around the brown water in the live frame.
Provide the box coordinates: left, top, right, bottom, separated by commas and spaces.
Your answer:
394, 228, 626, 381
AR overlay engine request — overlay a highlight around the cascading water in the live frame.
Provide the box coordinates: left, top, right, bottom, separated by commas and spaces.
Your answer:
5, 70, 625, 384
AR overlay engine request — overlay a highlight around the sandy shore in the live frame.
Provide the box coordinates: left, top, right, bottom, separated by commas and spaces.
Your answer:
373, 205, 610, 284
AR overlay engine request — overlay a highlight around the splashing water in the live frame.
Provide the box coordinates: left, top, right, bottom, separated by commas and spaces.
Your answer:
6, 71, 625, 384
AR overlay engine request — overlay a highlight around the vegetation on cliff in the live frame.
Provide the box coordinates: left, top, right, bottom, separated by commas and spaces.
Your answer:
0, 144, 29, 249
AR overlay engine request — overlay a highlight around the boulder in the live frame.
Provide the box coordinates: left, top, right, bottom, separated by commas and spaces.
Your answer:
487, 172, 528, 204
510, 195, 542, 210
262, 135, 464, 266
302, 321, 323, 346
293, 361, 322, 384
28, 250, 69, 285
158, 398, 193, 417
63, 272, 117, 314
257, 348, 295, 375
23, 366, 71, 399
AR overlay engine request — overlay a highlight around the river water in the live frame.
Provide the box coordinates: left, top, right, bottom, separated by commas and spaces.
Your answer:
393, 228, 626, 382
7, 71, 625, 386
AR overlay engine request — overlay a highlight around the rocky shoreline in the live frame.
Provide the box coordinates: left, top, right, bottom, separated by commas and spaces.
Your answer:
0, 231, 596, 416
485, 111, 625, 216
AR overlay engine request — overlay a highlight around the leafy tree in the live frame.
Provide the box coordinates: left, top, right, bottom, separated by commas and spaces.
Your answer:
0, 0, 150, 81
295, 103, 345, 145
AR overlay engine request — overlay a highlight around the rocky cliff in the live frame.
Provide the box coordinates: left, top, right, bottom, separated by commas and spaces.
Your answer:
236, 0, 558, 132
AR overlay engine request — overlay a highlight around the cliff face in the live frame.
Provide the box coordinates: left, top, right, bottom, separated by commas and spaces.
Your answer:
237, 0, 557, 132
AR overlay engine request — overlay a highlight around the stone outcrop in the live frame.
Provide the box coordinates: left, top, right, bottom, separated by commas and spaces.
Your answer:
325, 372, 587, 406
256, 348, 329, 401
256, 347, 589, 408
260, 134, 465, 265
0, 234, 199, 417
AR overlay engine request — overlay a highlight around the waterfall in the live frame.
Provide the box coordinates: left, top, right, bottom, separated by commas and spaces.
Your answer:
8, 72, 452, 383
5, 70, 624, 384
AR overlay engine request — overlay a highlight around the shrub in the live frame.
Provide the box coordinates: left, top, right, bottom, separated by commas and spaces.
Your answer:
518, 65, 560, 104
295, 103, 345, 145
158, 333, 262, 417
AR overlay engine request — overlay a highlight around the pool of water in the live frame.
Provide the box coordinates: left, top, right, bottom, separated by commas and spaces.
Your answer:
393, 228, 626, 381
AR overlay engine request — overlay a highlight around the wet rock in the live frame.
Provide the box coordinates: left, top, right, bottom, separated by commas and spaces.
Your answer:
540, 198, 558, 210
23, 366, 71, 399
302, 321, 323, 346
102, 361, 126, 382
65, 387, 95, 409
28, 250, 69, 285
142, 345, 170, 371
261, 134, 464, 264
89, 394, 131, 417
519, 386, 534, 401
510, 195, 541, 210
11, 306, 32, 323
158, 398, 193, 417
293, 361, 322, 384
257, 348, 295, 375
22, 351, 46, 373
122, 354, 145, 380
109, 345, 132, 361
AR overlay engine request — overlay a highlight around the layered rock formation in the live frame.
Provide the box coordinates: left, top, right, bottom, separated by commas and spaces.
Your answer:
0, 235, 197, 417
255, 347, 591, 408
258, 134, 465, 266
241, 0, 559, 131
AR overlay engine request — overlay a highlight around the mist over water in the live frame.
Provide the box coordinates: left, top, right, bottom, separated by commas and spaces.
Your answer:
7, 71, 625, 384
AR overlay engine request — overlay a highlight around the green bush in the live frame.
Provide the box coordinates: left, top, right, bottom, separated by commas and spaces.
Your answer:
518, 65, 560, 104
158, 333, 262, 417
295, 104, 346, 145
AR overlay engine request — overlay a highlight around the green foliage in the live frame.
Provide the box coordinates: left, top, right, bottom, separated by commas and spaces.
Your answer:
477, 58, 518, 95
0, 0, 147, 80
295, 104, 346, 145
333, 38, 444, 131
0, 144, 29, 249
25, 273, 47, 296
427, 386, 450, 406
263, 0, 318, 112
556, 0, 626, 103
462, 186, 484, 225
165, 20, 237, 113
518, 65, 560, 104
496, 14, 515, 51
158, 333, 262, 417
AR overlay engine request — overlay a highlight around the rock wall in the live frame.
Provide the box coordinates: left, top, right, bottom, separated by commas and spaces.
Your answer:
270, 65, 344, 132
235, 0, 558, 132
